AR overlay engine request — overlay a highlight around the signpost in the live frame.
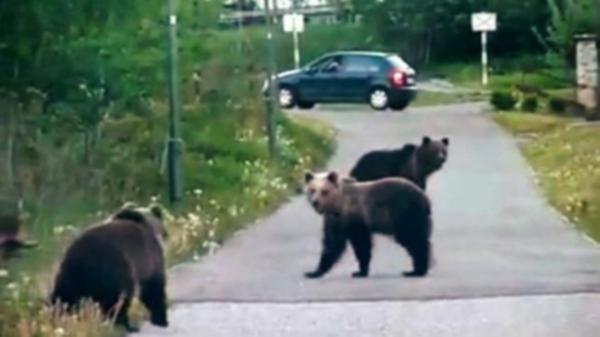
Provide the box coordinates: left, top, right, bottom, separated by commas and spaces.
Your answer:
263, 0, 278, 158
166, 0, 183, 203
471, 12, 497, 86
283, 13, 304, 68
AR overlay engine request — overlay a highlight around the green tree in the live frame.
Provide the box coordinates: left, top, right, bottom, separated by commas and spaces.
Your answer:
352, 0, 550, 64
547, 0, 599, 62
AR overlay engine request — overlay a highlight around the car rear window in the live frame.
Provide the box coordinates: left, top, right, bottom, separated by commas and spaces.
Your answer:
387, 55, 412, 71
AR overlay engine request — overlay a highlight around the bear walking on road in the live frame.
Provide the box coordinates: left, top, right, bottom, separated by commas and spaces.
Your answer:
50, 205, 169, 332
304, 171, 433, 278
350, 136, 449, 189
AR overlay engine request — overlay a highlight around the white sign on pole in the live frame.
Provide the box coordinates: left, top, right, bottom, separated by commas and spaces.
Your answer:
471, 12, 497, 32
283, 13, 304, 33
283, 13, 304, 68
471, 12, 496, 86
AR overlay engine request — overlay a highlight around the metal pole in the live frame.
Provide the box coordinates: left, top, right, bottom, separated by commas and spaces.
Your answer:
292, 16, 300, 68
263, 0, 278, 158
596, 6, 600, 116
481, 31, 488, 86
167, 0, 183, 203
237, 0, 244, 53
292, 0, 301, 68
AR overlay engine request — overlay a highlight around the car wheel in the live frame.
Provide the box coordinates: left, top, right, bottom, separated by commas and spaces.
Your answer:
278, 86, 296, 109
297, 100, 315, 109
390, 98, 410, 111
368, 88, 389, 111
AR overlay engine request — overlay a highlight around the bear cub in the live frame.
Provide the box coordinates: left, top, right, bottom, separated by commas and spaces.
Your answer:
350, 136, 449, 189
50, 205, 169, 332
304, 171, 433, 278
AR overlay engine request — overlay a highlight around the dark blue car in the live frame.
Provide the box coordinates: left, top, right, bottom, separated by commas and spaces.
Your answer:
264, 51, 417, 111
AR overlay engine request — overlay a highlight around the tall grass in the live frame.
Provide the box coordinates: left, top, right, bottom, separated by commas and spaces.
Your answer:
0, 20, 337, 337
493, 113, 600, 242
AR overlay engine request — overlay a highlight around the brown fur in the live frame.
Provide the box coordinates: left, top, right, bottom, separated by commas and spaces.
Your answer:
304, 171, 433, 278
50, 206, 168, 332
350, 136, 449, 189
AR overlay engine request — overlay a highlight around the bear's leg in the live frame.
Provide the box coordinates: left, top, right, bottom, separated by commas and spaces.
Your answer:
402, 240, 430, 277
113, 296, 138, 333
305, 217, 347, 279
348, 223, 372, 278
140, 275, 169, 328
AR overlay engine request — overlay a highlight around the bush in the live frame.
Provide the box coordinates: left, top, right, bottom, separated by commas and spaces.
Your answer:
490, 91, 516, 111
548, 97, 567, 114
521, 95, 539, 112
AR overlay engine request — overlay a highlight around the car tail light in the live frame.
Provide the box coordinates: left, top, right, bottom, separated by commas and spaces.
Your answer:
389, 69, 406, 87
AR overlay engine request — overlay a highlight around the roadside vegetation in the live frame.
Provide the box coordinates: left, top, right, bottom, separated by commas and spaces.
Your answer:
0, 0, 597, 336
486, 0, 599, 243
0, 1, 335, 336
493, 112, 600, 243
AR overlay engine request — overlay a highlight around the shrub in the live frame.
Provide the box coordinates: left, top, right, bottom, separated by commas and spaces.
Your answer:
548, 97, 567, 114
490, 91, 516, 111
521, 95, 539, 112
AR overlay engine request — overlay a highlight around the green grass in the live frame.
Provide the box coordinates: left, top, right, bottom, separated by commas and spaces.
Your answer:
413, 90, 488, 107
423, 55, 571, 91
0, 105, 335, 337
492, 112, 570, 135
492, 112, 600, 242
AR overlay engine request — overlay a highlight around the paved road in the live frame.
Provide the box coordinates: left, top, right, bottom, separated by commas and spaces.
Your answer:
139, 103, 600, 336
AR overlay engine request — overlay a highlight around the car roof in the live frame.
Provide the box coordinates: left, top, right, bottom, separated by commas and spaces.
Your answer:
326, 51, 395, 58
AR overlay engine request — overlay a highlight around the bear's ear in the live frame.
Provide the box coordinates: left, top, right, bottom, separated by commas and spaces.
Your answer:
327, 171, 339, 185
113, 208, 146, 224
422, 136, 432, 145
441, 137, 449, 146
150, 205, 164, 220
121, 201, 138, 210
304, 171, 314, 183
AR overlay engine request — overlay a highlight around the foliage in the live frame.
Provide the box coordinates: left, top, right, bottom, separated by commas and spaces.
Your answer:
493, 113, 600, 243
548, 96, 567, 114
0, 1, 337, 336
521, 95, 539, 112
351, 0, 551, 65
423, 54, 572, 90
546, 0, 599, 62
490, 90, 517, 110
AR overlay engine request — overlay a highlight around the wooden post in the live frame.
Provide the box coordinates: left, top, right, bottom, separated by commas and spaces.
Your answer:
574, 34, 598, 119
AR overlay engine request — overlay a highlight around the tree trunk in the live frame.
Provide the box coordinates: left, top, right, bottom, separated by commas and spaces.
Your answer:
424, 29, 433, 66
6, 100, 16, 195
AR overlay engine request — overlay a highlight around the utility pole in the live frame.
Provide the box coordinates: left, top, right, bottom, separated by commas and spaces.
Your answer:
166, 0, 183, 203
292, 0, 301, 68
237, 0, 244, 53
596, 3, 600, 118
263, 0, 278, 158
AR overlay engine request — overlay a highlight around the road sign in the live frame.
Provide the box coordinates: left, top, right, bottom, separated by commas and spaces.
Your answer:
471, 12, 497, 32
283, 13, 304, 68
471, 12, 496, 86
283, 13, 304, 33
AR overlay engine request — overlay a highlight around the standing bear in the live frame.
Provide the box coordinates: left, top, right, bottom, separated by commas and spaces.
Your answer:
350, 136, 449, 189
304, 171, 433, 278
50, 205, 169, 332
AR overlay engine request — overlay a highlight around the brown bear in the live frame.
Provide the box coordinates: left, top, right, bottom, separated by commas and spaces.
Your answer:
304, 170, 433, 278
50, 205, 169, 332
349, 136, 449, 189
